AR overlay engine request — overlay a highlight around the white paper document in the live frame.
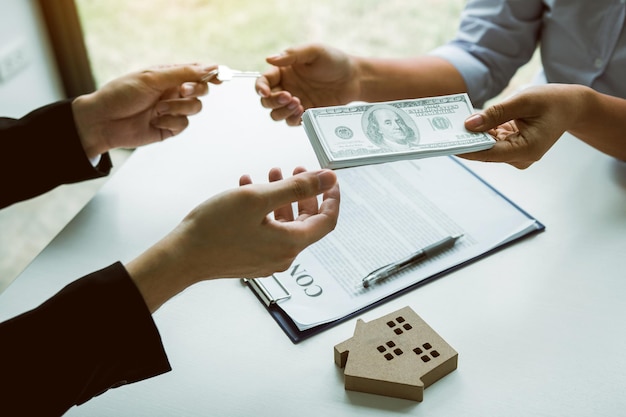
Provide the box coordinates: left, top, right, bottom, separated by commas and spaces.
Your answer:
251, 157, 542, 332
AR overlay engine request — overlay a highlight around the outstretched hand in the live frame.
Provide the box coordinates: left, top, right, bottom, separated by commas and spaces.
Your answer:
72, 63, 220, 158
460, 84, 582, 169
255, 44, 359, 126
127, 167, 340, 312
198, 166, 340, 279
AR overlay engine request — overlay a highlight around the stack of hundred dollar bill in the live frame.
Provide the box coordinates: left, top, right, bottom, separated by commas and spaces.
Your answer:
302, 93, 495, 169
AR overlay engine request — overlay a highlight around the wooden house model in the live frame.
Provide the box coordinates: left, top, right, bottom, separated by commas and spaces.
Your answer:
334, 306, 458, 401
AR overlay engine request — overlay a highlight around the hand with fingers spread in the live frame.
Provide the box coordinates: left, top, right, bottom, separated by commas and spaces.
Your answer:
460, 84, 626, 169
72, 63, 220, 159
127, 167, 340, 312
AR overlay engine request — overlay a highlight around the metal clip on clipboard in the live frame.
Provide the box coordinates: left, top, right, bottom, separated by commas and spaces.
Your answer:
242, 276, 291, 307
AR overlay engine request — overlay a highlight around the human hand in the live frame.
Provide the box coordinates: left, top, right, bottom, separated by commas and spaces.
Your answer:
461, 84, 587, 169
72, 63, 219, 159
255, 43, 360, 126
127, 167, 340, 312
180, 166, 339, 279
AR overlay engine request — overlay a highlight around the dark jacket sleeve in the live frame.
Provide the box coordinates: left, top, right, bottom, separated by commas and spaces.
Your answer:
0, 99, 112, 209
0, 262, 172, 416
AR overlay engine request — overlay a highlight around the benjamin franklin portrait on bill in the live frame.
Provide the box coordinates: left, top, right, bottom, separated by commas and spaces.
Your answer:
362, 104, 420, 151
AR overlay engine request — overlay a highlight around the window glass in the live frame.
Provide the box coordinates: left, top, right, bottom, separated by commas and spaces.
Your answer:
75, 0, 465, 85
75, 0, 539, 105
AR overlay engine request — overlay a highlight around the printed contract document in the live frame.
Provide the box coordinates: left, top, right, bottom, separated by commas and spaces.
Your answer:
247, 157, 543, 340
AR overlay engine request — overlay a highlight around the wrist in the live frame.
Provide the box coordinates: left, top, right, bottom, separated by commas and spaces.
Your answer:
566, 85, 596, 133
72, 93, 107, 159
353, 56, 385, 103
126, 235, 195, 313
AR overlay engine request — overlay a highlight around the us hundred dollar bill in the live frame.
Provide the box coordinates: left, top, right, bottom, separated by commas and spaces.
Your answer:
302, 93, 495, 169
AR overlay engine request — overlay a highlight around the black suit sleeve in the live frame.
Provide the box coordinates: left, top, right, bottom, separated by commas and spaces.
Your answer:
0, 262, 172, 416
0, 99, 112, 209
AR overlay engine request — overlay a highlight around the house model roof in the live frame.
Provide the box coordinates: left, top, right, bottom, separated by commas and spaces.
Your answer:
334, 306, 458, 402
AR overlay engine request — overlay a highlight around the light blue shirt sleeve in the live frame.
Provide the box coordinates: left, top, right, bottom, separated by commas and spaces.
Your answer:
429, 0, 626, 108
429, 0, 544, 107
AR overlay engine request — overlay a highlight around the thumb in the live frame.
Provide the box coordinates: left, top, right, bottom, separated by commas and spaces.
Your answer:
465, 96, 530, 132
266, 44, 323, 67
264, 169, 337, 211
149, 64, 218, 87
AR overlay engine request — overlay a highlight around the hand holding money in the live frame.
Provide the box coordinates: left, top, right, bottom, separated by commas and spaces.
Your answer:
302, 93, 495, 169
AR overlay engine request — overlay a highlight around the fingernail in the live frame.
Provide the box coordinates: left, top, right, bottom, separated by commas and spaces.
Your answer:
317, 170, 336, 189
268, 51, 286, 60
278, 95, 290, 105
465, 114, 484, 130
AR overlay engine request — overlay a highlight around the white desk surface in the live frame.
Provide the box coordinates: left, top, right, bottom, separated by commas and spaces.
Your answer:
2, 80, 626, 416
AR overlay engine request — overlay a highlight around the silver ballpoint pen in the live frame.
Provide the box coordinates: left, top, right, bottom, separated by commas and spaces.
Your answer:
362, 235, 463, 288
